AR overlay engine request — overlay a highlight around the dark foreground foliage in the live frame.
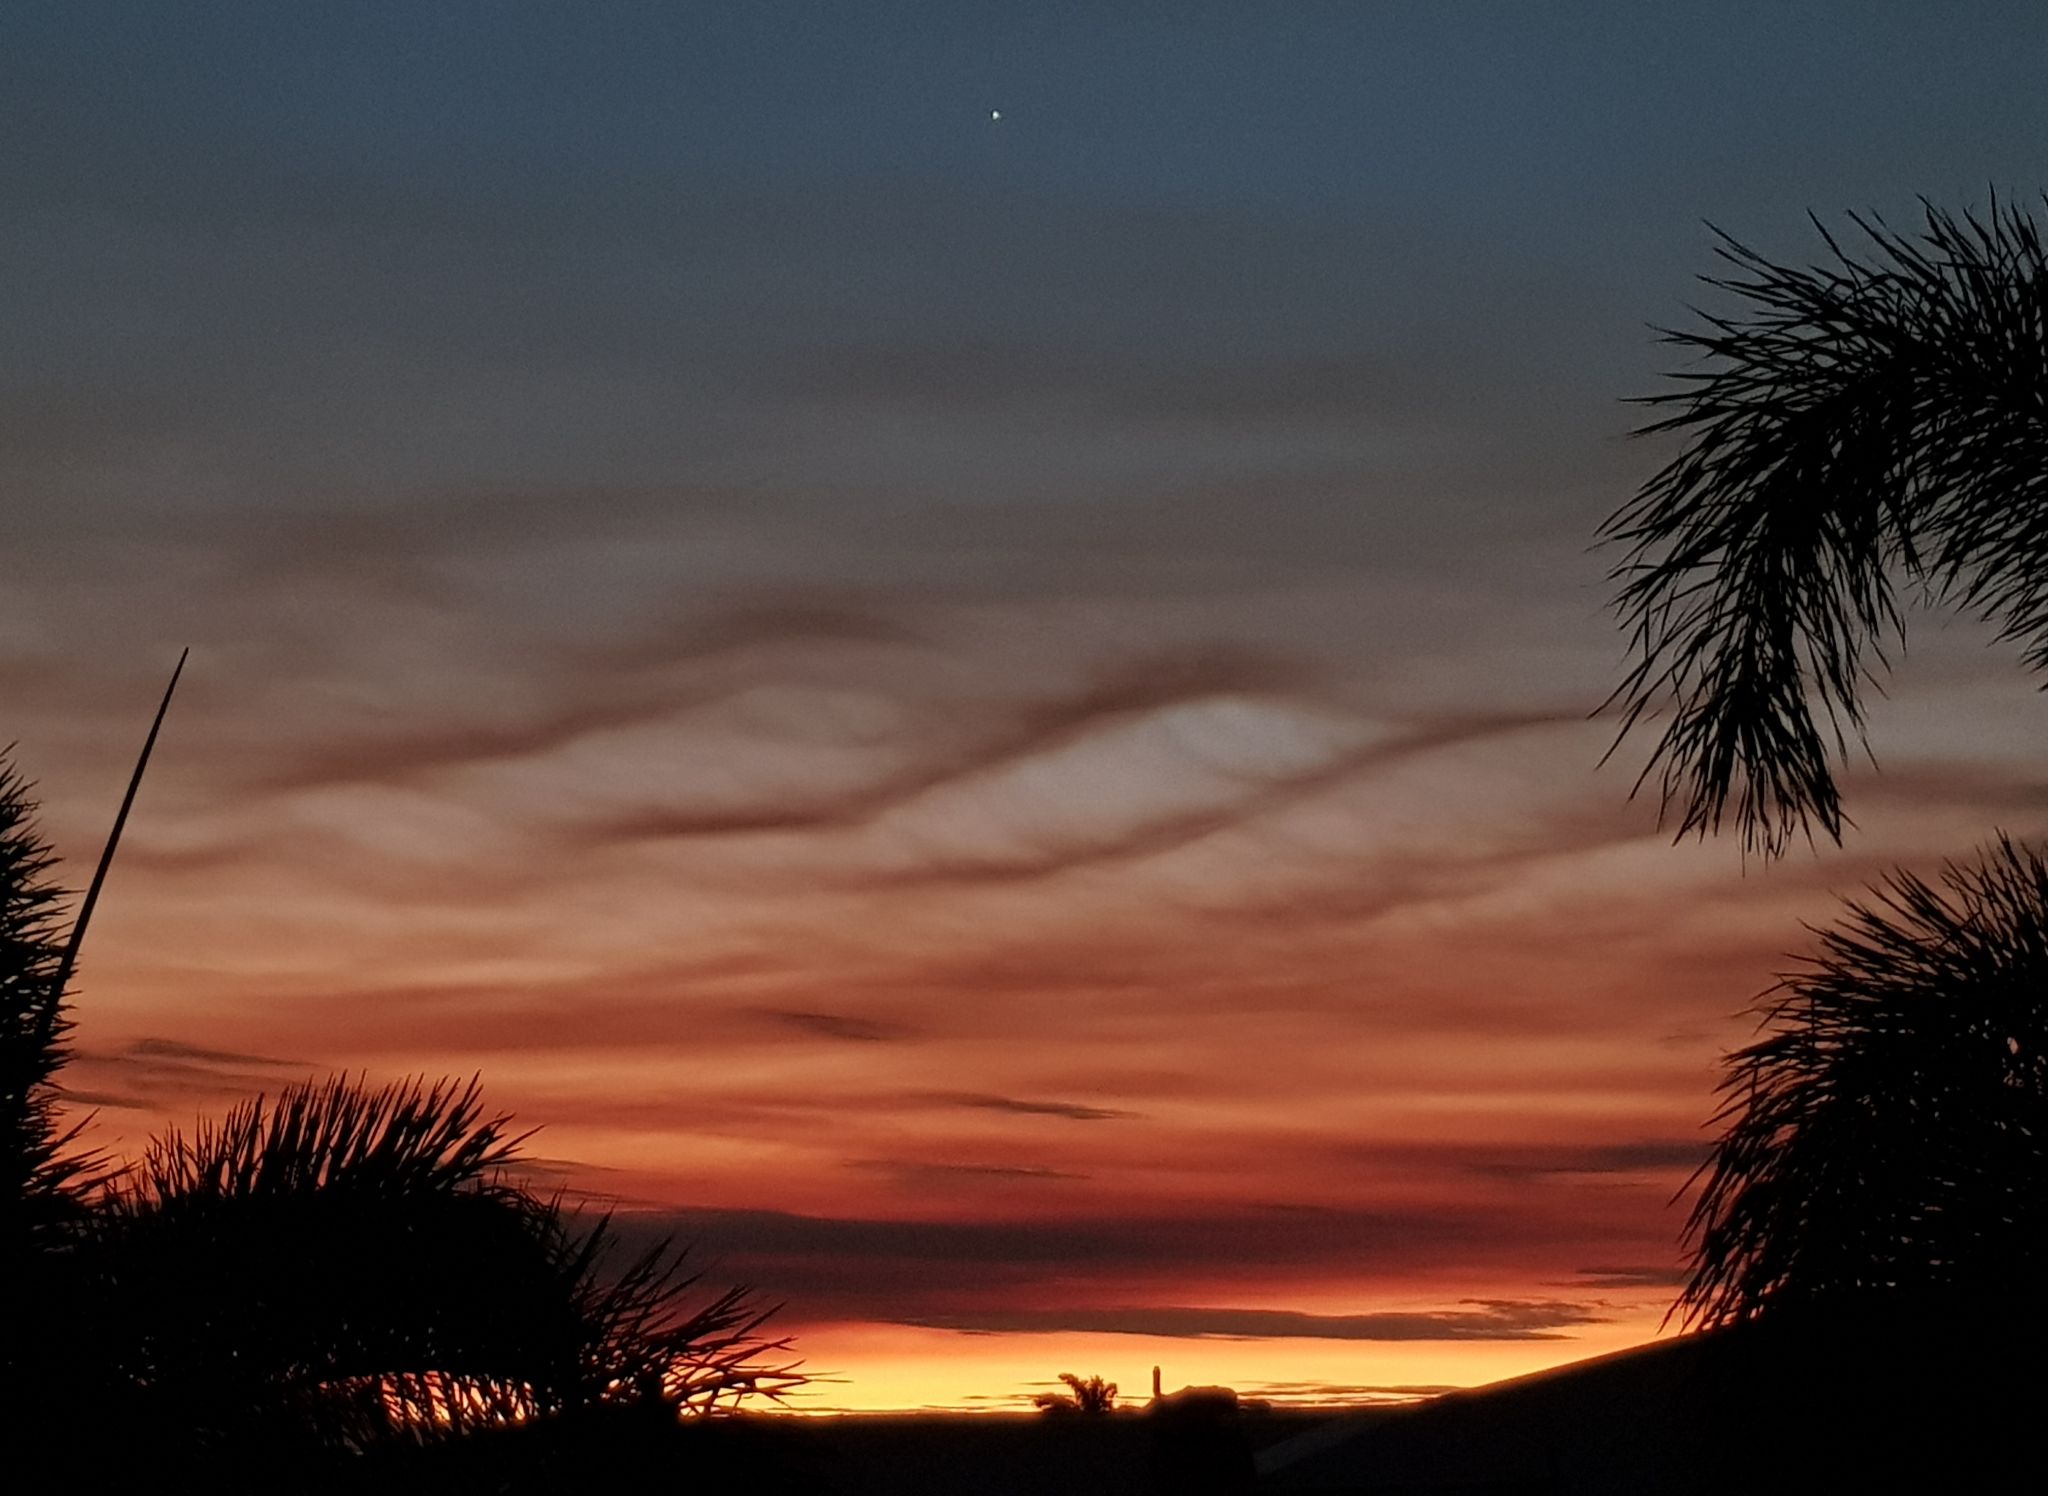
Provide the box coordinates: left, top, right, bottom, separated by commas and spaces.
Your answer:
1604, 197, 2048, 857
1680, 836, 2048, 1329
0, 752, 802, 1489
0, 759, 97, 1263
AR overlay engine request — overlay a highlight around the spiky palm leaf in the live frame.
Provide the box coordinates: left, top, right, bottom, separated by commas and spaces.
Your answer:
84, 1076, 562, 1444
1604, 199, 2048, 857
78, 1074, 802, 1454
0, 757, 98, 1254
555, 1217, 805, 1414
1679, 837, 2048, 1327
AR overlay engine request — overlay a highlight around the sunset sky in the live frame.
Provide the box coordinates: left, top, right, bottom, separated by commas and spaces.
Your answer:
7, 3, 2048, 1410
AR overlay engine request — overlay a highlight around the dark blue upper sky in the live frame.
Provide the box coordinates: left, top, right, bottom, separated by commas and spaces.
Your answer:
14, 3, 2046, 227
4, 1, 2047, 720
7, 2, 2047, 671
12, 4, 2044, 523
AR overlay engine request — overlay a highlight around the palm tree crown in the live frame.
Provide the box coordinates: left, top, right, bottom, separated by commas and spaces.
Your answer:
81, 1073, 804, 1449
1679, 837, 2048, 1327
1604, 199, 2048, 857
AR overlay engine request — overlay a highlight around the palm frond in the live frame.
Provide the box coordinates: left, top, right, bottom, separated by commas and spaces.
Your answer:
560, 1216, 806, 1413
127, 1071, 530, 1204
1604, 198, 2048, 856
81, 1073, 803, 1452
1678, 836, 2048, 1327
0, 755, 101, 1252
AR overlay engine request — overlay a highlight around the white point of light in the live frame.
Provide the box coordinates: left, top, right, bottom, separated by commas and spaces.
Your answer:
990, 110, 1002, 122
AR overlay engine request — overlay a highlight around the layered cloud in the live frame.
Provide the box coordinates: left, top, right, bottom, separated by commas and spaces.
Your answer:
898, 1300, 1609, 1342
9, 26, 2048, 1408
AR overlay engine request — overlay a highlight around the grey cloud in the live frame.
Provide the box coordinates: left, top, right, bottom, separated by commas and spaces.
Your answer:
587, 599, 925, 675
848, 1159, 1087, 1185
1244, 1380, 1460, 1402
836, 708, 1576, 890
495, 1155, 658, 1209
61, 1036, 322, 1110
128, 1037, 306, 1069
896, 1299, 1610, 1342
501, 1154, 618, 1180
613, 1202, 1492, 1274
1567, 1264, 1688, 1289
50, 1085, 153, 1112
1468, 1138, 1706, 1182
935, 1093, 1136, 1122
596, 702, 1573, 900
227, 590, 925, 798
765, 1010, 917, 1044
598, 1188, 1556, 1319
590, 1202, 1570, 1328
5, 132, 1621, 548
580, 645, 1319, 846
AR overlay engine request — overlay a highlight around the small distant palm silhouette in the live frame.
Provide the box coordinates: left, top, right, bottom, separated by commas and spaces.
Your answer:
1035, 1372, 1118, 1414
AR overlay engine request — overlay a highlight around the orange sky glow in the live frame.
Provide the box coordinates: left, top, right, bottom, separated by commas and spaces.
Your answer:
10, 3, 2047, 1413
18, 564, 2034, 1408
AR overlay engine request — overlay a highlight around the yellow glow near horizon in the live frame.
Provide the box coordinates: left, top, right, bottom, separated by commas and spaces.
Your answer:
767, 1316, 1670, 1414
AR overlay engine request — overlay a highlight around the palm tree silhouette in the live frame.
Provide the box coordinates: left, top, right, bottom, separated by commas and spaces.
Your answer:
0, 759, 95, 1262
75, 1073, 801, 1454
1678, 837, 2048, 1327
1604, 199, 2048, 857
1607, 202, 2048, 1334
1, 714, 803, 1479
1035, 1372, 1118, 1414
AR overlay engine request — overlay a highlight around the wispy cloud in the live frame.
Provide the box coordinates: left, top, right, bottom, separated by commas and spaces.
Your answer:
1466, 1139, 1707, 1182
765, 1010, 918, 1044
126, 1037, 308, 1069
1242, 1380, 1461, 1404
58, 1035, 318, 1114
1565, 1265, 1688, 1290
848, 1159, 1088, 1185
935, 1093, 1136, 1122
896, 1299, 1611, 1342
594, 1202, 1639, 1331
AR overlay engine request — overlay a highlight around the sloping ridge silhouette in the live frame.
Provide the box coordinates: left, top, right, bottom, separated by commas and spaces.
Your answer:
1257, 1316, 2043, 1494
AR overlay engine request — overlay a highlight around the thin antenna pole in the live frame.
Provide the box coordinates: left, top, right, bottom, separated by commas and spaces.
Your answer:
46, 648, 188, 1013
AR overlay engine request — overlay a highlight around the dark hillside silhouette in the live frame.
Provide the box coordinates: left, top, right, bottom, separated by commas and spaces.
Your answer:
1257, 1322, 2045, 1493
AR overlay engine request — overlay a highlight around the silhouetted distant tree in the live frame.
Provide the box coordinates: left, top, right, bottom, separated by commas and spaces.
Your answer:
1678, 838, 2048, 1328
1603, 199, 2048, 857
1035, 1371, 1118, 1414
